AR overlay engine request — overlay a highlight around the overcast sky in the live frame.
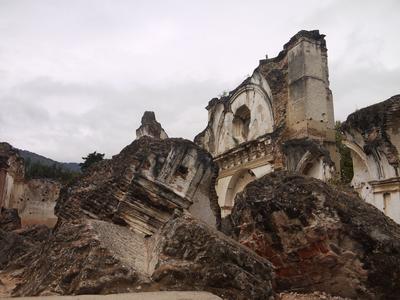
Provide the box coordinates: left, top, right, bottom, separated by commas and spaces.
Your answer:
0, 0, 399, 162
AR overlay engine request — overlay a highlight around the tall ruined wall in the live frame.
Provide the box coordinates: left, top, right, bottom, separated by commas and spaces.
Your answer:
195, 30, 339, 216
0, 142, 60, 227
0, 143, 25, 209
342, 95, 400, 222
195, 30, 337, 159
285, 31, 335, 138
16, 179, 60, 227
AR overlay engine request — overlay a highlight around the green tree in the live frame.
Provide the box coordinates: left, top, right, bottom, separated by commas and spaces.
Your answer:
80, 151, 105, 172
335, 121, 354, 184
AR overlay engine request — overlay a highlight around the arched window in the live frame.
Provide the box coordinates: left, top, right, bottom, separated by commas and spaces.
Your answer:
232, 105, 251, 143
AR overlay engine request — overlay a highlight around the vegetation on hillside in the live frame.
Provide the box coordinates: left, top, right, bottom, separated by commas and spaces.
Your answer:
24, 158, 79, 184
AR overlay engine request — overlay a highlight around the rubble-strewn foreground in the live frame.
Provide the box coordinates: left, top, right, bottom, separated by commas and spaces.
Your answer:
1, 123, 400, 299
0, 135, 275, 300
2, 134, 400, 299
225, 171, 400, 299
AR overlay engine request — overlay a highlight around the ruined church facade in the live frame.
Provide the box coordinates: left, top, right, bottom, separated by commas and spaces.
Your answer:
342, 95, 400, 223
195, 30, 339, 216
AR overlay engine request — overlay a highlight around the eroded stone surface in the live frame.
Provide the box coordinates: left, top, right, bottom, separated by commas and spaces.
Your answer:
151, 214, 275, 300
0, 208, 21, 231
13, 219, 142, 296
1, 291, 223, 300
280, 291, 350, 300
136, 111, 168, 140
56, 136, 220, 233
10, 215, 274, 300
0, 224, 50, 270
226, 171, 400, 299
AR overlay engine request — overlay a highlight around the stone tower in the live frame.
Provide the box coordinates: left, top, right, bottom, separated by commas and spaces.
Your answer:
195, 30, 339, 216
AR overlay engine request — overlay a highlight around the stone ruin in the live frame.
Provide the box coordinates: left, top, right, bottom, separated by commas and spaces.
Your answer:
225, 171, 400, 299
55, 134, 221, 232
1, 30, 400, 300
1, 121, 275, 299
0, 143, 60, 227
195, 30, 339, 216
136, 111, 169, 140
341, 95, 400, 223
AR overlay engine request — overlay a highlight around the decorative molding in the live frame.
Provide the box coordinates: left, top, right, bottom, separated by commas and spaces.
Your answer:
215, 136, 273, 178
370, 177, 400, 193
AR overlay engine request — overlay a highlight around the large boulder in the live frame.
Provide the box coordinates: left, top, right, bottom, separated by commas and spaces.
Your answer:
56, 136, 221, 232
227, 171, 400, 300
151, 214, 275, 300
12, 215, 275, 300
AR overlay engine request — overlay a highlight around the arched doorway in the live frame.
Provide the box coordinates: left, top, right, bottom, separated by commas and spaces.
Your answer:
223, 169, 255, 213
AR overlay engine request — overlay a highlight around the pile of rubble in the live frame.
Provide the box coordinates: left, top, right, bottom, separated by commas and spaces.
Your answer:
0, 116, 275, 299
1, 110, 400, 299
224, 171, 400, 299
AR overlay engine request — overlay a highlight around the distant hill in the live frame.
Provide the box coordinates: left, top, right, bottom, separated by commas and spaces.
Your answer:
18, 149, 81, 173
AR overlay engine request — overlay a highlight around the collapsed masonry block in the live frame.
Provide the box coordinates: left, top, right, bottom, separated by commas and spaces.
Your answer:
226, 171, 400, 300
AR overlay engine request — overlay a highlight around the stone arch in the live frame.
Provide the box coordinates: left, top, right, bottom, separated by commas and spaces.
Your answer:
295, 151, 314, 174
295, 151, 327, 181
230, 84, 274, 131
343, 140, 376, 203
212, 72, 274, 155
224, 169, 256, 211
342, 140, 373, 181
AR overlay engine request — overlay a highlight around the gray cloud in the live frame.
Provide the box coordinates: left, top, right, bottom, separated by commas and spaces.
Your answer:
0, 76, 228, 161
0, 0, 399, 162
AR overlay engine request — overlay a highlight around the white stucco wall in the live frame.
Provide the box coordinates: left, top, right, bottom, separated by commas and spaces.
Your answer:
345, 135, 400, 224
384, 191, 400, 222
2, 173, 14, 208
211, 72, 274, 156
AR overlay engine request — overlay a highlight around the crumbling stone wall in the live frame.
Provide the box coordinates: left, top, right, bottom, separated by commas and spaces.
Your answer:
0, 143, 60, 227
56, 129, 221, 232
0, 143, 25, 209
342, 95, 400, 223
2, 127, 275, 300
136, 111, 168, 140
195, 30, 340, 216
